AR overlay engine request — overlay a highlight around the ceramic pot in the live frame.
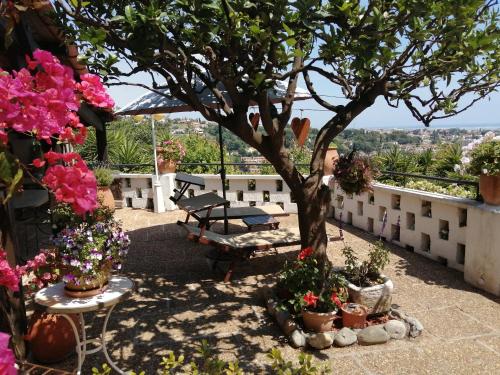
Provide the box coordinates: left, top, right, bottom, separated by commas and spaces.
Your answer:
302, 309, 338, 333
346, 275, 394, 314
324, 147, 339, 176
64, 267, 111, 298
97, 186, 115, 211
158, 159, 177, 174
479, 174, 500, 205
26, 310, 80, 364
341, 303, 368, 329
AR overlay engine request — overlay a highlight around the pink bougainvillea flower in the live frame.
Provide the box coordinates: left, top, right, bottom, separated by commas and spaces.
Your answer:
303, 291, 319, 307
32, 158, 45, 168
77, 73, 115, 109
330, 292, 342, 308
0, 251, 19, 292
0, 332, 17, 375
298, 246, 314, 260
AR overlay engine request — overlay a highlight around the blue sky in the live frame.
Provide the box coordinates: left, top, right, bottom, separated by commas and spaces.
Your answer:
109, 69, 500, 130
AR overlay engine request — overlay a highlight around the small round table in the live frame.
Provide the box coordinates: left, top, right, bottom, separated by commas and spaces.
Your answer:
34, 276, 134, 375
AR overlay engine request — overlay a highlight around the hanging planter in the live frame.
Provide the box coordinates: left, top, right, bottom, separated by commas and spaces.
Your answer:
291, 117, 311, 147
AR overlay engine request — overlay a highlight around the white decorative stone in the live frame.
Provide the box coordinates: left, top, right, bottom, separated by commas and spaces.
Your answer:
357, 326, 389, 345
307, 332, 334, 349
290, 329, 307, 348
334, 327, 357, 347
384, 320, 407, 339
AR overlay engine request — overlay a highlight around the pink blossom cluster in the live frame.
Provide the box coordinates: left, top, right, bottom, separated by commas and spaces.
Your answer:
39, 152, 97, 215
15, 249, 59, 293
0, 250, 19, 292
77, 73, 115, 109
0, 332, 17, 375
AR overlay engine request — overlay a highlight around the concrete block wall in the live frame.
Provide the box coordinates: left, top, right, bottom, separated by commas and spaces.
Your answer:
331, 182, 500, 296
118, 174, 155, 210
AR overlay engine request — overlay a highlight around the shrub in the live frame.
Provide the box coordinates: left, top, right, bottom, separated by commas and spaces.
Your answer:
468, 140, 500, 176
94, 167, 114, 187
342, 240, 389, 287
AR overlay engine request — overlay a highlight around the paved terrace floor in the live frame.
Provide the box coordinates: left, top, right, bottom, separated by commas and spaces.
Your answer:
53, 208, 500, 374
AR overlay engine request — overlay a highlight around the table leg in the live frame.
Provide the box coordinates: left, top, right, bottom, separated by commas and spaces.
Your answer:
60, 314, 84, 375
101, 304, 125, 375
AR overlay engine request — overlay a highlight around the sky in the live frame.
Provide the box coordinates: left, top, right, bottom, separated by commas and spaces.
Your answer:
108, 66, 500, 131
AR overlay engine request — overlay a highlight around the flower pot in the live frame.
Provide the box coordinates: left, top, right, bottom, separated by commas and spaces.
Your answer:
323, 147, 339, 176
97, 186, 115, 211
341, 303, 368, 329
302, 309, 338, 333
26, 310, 80, 364
158, 159, 177, 174
479, 174, 500, 205
346, 275, 394, 315
64, 268, 111, 298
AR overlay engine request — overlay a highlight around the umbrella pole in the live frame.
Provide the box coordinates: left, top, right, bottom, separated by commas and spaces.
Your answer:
151, 116, 165, 213
218, 123, 229, 234
152, 117, 159, 182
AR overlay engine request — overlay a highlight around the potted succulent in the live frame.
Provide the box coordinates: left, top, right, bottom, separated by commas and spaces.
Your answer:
341, 240, 393, 315
52, 219, 130, 298
333, 150, 373, 194
324, 142, 339, 176
277, 247, 348, 333
156, 138, 186, 174
94, 167, 116, 211
467, 137, 500, 205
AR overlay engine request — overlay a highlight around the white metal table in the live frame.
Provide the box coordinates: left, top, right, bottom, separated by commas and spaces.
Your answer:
34, 276, 134, 375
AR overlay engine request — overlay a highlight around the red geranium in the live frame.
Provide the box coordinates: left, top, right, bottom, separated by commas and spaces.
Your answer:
298, 246, 314, 260
303, 291, 319, 307
330, 292, 342, 308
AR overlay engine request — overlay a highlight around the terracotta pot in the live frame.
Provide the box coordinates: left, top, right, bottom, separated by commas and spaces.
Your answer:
97, 186, 115, 211
302, 309, 338, 333
341, 303, 368, 329
64, 267, 111, 298
480, 174, 500, 205
324, 147, 339, 176
346, 275, 394, 315
158, 159, 177, 174
26, 310, 80, 364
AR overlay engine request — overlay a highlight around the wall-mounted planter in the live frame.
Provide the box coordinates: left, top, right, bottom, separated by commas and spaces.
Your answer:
347, 275, 394, 315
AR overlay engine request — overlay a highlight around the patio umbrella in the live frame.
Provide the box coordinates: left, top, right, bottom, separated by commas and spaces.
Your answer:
116, 78, 311, 232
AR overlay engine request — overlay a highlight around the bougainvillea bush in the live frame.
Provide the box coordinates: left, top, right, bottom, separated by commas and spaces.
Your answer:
0, 49, 114, 214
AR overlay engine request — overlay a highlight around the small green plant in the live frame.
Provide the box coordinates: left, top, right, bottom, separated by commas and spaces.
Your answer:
468, 140, 500, 176
342, 240, 390, 287
92, 342, 328, 374
94, 167, 114, 187
277, 247, 347, 314
49, 200, 114, 233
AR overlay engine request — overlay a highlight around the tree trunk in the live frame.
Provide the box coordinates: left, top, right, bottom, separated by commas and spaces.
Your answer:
295, 182, 332, 258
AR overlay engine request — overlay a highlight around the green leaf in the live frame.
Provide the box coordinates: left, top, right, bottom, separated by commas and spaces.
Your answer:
0, 150, 24, 204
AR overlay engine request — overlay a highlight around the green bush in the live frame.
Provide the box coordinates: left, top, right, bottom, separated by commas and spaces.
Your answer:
468, 140, 500, 176
93, 167, 114, 187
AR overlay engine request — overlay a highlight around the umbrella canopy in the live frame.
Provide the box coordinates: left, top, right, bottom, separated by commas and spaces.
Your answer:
116, 78, 311, 115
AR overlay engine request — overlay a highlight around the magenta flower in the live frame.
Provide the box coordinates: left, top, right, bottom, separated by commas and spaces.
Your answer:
0, 333, 17, 375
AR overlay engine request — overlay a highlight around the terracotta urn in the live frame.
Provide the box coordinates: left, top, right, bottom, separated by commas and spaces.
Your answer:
479, 174, 500, 205
158, 159, 177, 174
26, 310, 80, 364
97, 186, 115, 211
341, 303, 368, 329
302, 309, 338, 333
324, 147, 339, 176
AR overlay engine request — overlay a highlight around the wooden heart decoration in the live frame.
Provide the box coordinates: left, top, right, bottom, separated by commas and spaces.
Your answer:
250, 113, 260, 130
291, 117, 311, 147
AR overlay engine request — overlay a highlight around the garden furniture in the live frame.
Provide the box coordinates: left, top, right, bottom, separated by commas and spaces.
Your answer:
242, 214, 280, 231
34, 276, 134, 375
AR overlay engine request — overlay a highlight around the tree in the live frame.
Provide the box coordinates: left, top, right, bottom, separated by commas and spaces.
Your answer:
52, 0, 500, 256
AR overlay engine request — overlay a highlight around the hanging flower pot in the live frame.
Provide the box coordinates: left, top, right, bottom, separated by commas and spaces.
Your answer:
291, 117, 311, 147
341, 303, 368, 329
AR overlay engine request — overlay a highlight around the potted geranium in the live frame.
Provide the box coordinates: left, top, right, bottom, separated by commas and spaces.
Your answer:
156, 138, 186, 174
277, 247, 347, 333
341, 240, 393, 315
53, 219, 130, 297
94, 167, 116, 211
333, 150, 373, 194
467, 137, 500, 205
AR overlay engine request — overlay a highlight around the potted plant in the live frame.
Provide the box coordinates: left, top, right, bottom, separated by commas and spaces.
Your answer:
52, 219, 130, 298
341, 240, 393, 315
324, 142, 339, 176
467, 138, 500, 205
333, 150, 373, 195
156, 138, 186, 174
277, 247, 347, 332
94, 167, 116, 211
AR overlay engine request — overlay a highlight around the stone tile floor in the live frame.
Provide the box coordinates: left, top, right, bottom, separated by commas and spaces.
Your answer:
51, 208, 500, 374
